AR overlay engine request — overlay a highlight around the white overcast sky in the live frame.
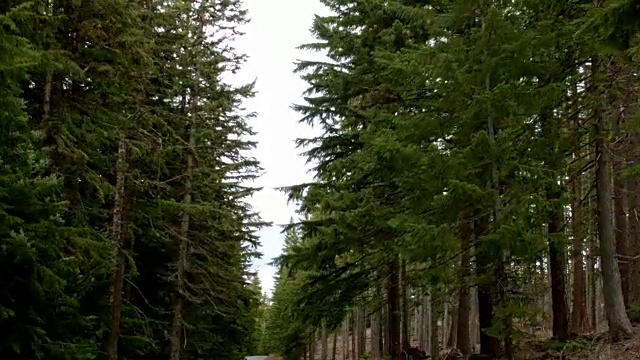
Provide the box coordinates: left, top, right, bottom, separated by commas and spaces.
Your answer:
228, 0, 329, 295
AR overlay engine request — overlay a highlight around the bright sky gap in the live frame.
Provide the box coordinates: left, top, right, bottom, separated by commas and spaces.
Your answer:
226, 0, 329, 295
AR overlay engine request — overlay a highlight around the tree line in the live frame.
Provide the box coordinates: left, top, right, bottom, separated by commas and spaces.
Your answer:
0, 0, 264, 359
256, 0, 640, 359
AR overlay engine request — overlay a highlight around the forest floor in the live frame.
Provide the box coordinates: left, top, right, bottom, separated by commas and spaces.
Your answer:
264, 326, 640, 359
523, 325, 640, 359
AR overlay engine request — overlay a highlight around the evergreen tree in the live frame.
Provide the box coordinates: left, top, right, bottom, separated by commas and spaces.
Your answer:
267, 0, 640, 359
0, 0, 265, 359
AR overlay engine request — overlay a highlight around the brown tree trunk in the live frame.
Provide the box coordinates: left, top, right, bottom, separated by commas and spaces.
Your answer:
401, 259, 410, 349
613, 110, 630, 307
378, 302, 384, 357
594, 85, 635, 341
540, 109, 570, 341
322, 324, 328, 360
485, 69, 513, 357
351, 311, 356, 360
571, 166, 588, 332
106, 138, 127, 360
372, 305, 380, 360
470, 246, 480, 351
311, 331, 316, 360
332, 331, 338, 360
122, 192, 134, 305
588, 243, 597, 331
614, 177, 629, 306
425, 295, 431, 351
414, 303, 420, 344
383, 294, 390, 356
476, 283, 497, 354
418, 296, 425, 350
447, 298, 458, 348
169, 167, 190, 360
343, 317, 348, 360
357, 305, 366, 357
549, 215, 569, 340
429, 293, 439, 360
474, 217, 501, 356
387, 256, 401, 360
457, 217, 472, 356
442, 301, 448, 348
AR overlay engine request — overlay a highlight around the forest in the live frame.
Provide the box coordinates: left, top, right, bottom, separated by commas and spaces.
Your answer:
0, 0, 265, 359
254, 0, 640, 360
2, 0, 640, 359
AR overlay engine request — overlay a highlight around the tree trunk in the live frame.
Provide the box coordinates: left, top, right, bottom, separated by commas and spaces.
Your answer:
457, 217, 472, 355
484, 68, 512, 357
594, 84, 635, 341
571, 165, 588, 332
471, 286, 480, 351
476, 282, 497, 354
401, 259, 410, 349
332, 331, 338, 360
614, 177, 629, 306
539, 109, 570, 341
106, 138, 127, 360
442, 301, 448, 348
170, 81, 197, 360
425, 295, 431, 352
358, 305, 366, 357
379, 302, 384, 357
587, 145, 599, 332
387, 256, 401, 360
122, 191, 134, 305
343, 317, 348, 360
311, 331, 316, 360
549, 215, 569, 340
587, 196, 598, 332
414, 303, 420, 344
418, 297, 425, 350
429, 293, 439, 360
447, 296, 458, 348
372, 305, 380, 360
469, 245, 480, 351
613, 110, 630, 307
322, 324, 328, 360
383, 294, 390, 356
474, 217, 501, 355
351, 311, 356, 360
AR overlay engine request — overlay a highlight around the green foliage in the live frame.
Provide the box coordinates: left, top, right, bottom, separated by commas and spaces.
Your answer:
546, 337, 591, 353
263, 0, 640, 358
627, 303, 640, 323
0, 0, 264, 359
261, 225, 314, 359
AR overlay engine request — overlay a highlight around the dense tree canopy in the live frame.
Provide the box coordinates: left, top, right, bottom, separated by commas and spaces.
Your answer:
260, 0, 640, 359
3, 0, 640, 359
0, 0, 264, 359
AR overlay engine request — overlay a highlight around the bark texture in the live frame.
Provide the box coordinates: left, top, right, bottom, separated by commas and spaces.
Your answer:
594, 90, 634, 341
106, 139, 127, 360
